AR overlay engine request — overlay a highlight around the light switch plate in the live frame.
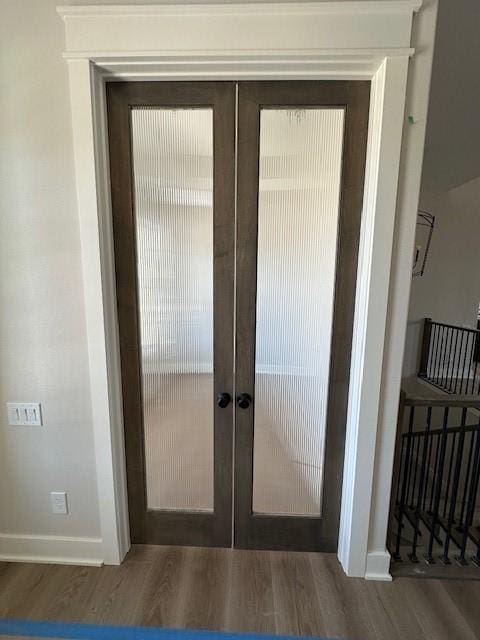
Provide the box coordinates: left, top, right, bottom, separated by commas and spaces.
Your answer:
7, 402, 42, 426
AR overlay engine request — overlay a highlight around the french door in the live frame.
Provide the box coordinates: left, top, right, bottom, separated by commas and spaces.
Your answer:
107, 80, 370, 551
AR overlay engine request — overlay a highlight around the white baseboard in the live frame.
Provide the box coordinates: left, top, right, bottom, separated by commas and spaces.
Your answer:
0, 533, 103, 566
365, 550, 392, 581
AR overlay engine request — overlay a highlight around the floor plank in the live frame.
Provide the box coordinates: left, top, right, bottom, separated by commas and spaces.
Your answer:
437, 579, 480, 638
224, 550, 275, 633
0, 546, 480, 640
369, 580, 426, 639
179, 547, 230, 631
396, 577, 477, 640
271, 552, 323, 636
81, 561, 151, 626
133, 546, 187, 628
309, 553, 379, 638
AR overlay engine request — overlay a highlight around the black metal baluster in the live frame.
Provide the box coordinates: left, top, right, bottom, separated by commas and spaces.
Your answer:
448, 329, 459, 392
423, 433, 434, 511
426, 407, 450, 564
460, 333, 471, 394
443, 432, 457, 519
441, 328, 452, 389
466, 333, 475, 394
434, 324, 441, 382
468, 437, 480, 529
457, 430, 476, 534
429, 434, 441, 514
409, 406, 432, 563
470, 440, 480, 567
432, 325, 440, 383
436, 327, 446, 384
410, 436, 421, 509
471, 426, 480, 566
454, 331, 466, 394
426, 324, 434, 382
426, 323, 435, 379
456, 427, 480, 565
396, 437, 406, 505
394, 406, 415, 562
437, 327, 445, 387
471, 358, 479, 395
447, 329, 455, 388
473, 529, 480, 567
441, 409, 467, 564
406, 435, 415, 513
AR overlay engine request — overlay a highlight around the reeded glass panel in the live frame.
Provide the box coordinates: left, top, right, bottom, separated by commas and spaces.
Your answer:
131, 108, 214, 511
252, 108, 345, 516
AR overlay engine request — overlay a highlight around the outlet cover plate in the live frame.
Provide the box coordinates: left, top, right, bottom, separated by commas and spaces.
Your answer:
50, 492, 68, 515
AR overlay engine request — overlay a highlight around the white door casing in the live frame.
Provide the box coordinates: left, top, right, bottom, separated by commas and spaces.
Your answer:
58, 0, 437, 579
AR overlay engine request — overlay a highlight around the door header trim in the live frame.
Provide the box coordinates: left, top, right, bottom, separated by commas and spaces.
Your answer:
58, 1, 419, 71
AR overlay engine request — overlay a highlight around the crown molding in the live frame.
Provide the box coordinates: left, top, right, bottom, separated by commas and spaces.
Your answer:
62, 47, 415, 60
57, 1, 422, 20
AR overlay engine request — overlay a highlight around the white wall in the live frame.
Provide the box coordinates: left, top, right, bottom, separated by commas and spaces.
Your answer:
0, 0, 101, 561
403, 176, 480, 376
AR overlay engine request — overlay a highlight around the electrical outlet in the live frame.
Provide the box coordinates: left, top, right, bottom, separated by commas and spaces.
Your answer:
7, 402, 42, 426
50, 492, 68, 515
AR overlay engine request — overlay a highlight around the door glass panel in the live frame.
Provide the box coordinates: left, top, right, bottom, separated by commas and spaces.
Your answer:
131, 108, 214, 511
252, 108, 345, 516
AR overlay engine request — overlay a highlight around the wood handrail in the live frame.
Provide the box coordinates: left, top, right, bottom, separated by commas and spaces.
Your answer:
404, 395, 480, 408
403, 422, 480, 439
429, 319, 480, 335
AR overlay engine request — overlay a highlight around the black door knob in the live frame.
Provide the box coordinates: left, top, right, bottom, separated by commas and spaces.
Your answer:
217, 392, 231, 408
237, 393, 252, 409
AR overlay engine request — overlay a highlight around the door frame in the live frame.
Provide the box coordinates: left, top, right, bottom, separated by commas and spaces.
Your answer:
59, 0, 435, 579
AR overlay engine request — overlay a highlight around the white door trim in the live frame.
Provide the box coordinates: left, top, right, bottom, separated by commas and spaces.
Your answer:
59, 1, 431, 577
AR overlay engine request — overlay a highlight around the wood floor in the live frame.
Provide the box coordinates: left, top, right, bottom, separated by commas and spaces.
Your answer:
1, 545, 480, 640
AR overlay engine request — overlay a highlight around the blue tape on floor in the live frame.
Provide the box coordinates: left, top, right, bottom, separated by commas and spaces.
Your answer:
0, 620, 331, 640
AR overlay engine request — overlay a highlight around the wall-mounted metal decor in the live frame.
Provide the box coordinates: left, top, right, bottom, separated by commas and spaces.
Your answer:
413, 210, 435, 277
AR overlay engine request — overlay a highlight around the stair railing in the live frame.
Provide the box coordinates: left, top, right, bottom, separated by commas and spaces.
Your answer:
390, 392, 480, 566
419, 317, 480, 394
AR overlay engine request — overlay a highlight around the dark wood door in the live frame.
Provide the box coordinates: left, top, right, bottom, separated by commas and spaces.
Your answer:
107, 80, 369, 552
234, 81, 370, 551
107, 81, 236, 547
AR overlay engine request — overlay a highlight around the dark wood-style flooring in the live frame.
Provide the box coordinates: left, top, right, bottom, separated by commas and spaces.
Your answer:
1, 546, 480, 639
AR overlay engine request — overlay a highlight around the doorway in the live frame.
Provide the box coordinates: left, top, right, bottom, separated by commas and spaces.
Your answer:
107, 80, 369, 552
